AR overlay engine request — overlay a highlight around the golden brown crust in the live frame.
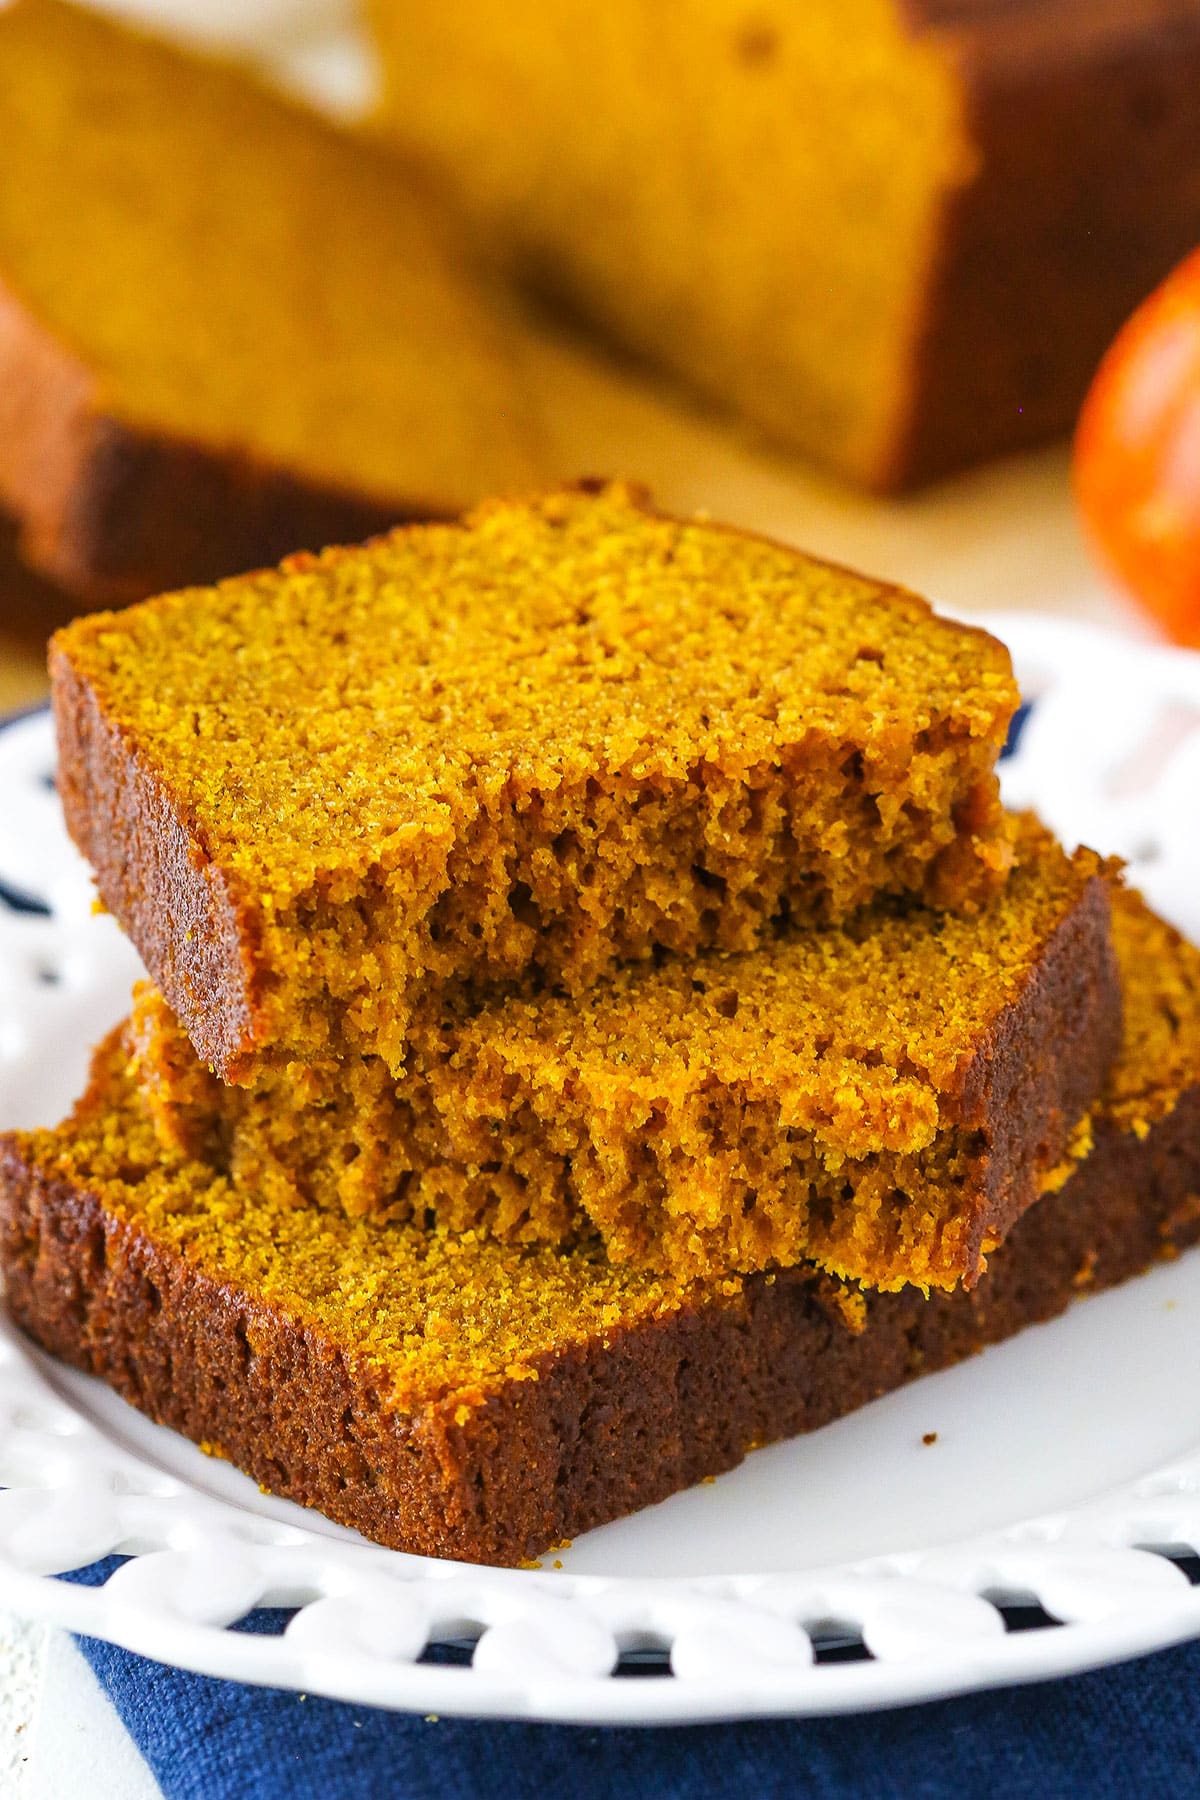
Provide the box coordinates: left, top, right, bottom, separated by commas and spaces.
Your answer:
0, 280, 421, 605
2, 1072, 1195, 1566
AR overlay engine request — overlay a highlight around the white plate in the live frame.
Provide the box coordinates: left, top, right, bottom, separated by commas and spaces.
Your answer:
3, 616, 1200, 1723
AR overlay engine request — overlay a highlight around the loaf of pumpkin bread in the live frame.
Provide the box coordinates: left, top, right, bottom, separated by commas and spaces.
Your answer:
368, 0, 1200, 489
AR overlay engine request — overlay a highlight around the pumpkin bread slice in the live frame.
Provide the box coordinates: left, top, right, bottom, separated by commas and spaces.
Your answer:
52, 481, 1018, 1084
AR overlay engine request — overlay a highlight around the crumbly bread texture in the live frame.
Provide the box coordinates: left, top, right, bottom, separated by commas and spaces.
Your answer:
367, 0, 1200, 489
2, 887, 1198, 1565
52, 481, 1018, 1084
0, 0, 536, 606
129, 819, 1120, 1291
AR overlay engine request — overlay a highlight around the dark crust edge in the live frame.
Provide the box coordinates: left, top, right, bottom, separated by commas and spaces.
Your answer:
48, 477, 1017, 1082
50, 640, 264, 1073
0, 277, 445, 607
0, 507, 79, 637
958, 864, 1122, 1281
882, 0, 1200, 488
3, 1083, 1198, 1568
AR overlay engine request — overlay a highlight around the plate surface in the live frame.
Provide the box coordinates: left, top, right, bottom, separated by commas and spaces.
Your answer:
3, 616, 1200, 1721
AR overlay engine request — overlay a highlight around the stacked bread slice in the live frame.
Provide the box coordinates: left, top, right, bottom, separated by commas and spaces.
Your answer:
4, 482, 1199, 1566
